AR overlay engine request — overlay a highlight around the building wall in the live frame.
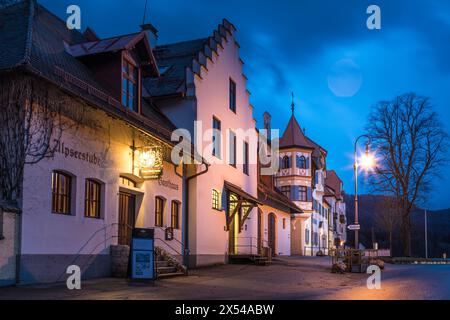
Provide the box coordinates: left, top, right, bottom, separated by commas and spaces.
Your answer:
0, 210, 19, 287
20, 108, 182, 284
259, 205, 291, 256
188, 27, 259, 267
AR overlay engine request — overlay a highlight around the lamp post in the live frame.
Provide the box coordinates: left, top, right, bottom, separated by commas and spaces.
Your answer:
353, 134, 373, 250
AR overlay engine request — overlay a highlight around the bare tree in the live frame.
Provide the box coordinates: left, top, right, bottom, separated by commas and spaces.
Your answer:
366, 93, 448, 256
0, 72, 83, 204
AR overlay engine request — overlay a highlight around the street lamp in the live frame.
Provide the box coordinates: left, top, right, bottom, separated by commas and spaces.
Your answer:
354, 134, 374, 250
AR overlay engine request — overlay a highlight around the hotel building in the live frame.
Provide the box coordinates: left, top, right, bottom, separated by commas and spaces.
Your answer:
0, 0, 346, 285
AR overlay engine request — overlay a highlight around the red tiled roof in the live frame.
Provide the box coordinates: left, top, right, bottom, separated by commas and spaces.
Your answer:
279, 115, 315, 149
325, 170, 344, 199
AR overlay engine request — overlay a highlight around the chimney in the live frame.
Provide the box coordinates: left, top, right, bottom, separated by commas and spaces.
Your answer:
140, 23, 158, 48
263, 111, 271, 141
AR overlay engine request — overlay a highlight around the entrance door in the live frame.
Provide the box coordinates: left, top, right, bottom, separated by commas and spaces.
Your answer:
118, 192, 136, 246
228, 193, 239, 255
268, 213, 276, 256
257, 209, 263, 255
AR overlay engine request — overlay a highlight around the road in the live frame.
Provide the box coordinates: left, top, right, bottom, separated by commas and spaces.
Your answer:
0, 257, 449, 300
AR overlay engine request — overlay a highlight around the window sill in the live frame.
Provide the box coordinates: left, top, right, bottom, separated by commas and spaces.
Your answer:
84, 216, 103, 220
52, 212, 74, 216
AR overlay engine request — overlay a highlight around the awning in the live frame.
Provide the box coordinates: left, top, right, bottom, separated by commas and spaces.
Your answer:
224, 181, 261, 232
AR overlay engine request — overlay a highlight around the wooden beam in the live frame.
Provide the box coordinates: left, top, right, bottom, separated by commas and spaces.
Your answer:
226, 199, 242, 231
239, 203, 256, 232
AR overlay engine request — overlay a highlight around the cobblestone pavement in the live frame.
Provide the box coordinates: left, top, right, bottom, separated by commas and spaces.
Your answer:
0, 257, 449, 300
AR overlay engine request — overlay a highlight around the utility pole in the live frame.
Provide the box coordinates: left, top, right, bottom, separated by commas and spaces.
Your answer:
425, 209, 428, 259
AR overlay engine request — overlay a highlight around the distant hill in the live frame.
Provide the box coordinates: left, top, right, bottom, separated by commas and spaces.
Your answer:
344, 194, 450, 258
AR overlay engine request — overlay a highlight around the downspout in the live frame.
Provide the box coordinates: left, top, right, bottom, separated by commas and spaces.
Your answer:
174, 159, 209, 270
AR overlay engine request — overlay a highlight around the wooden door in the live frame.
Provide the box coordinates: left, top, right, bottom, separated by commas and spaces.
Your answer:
257, 209, 263, 254
268, 213, 276, 256
118, 192, 136, 246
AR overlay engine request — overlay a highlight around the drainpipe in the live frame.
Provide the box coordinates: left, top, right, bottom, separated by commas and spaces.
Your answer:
174, 159, 209, 269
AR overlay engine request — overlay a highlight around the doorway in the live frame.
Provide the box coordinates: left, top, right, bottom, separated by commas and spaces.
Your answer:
257, 209, 263, 255
228, 193, 239, 255
118, 191, 136, 246
268, 213, 276, 256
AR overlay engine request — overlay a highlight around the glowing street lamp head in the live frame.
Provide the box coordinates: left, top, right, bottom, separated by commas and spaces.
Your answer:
359, 144, 376, 170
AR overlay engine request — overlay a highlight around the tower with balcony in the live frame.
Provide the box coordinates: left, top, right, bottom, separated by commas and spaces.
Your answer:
275, 99, 329, 256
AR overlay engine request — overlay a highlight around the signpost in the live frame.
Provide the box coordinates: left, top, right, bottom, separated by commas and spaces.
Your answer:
347, 224, 361, 231
131, 228, 155, 280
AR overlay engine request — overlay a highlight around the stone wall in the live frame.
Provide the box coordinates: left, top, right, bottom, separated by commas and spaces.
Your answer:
111, 245, 130, 277
0, 206, 20, 287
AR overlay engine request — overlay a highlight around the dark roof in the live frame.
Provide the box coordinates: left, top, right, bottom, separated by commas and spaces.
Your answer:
143, 19, 236, 98
69, 32, 159, 77
325, 170, 344, 200
0, 0, 175, 143
279, 114, 327, 161
224, 181, 261, 205
258, 182, 303, 214
144, 38, 209, 97
280, 115, 316, 150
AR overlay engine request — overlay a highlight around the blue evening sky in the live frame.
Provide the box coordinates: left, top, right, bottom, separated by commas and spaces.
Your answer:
40, 0, 450, 209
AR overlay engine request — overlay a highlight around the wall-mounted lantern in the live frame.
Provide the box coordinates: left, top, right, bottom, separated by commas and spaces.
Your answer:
134, 145, 163, 180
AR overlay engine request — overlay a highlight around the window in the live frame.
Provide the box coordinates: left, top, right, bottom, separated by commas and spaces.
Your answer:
85, 179, 101, 218
212, 117, 221, 158
229, 78, 236, 112
243, 141, 249, 175
212, 189, 221, 210
229, 131, 236, 167
51, 171, 72, 215
283, 218, 286, 229
155, 196, 165, 227
299, 186, 307, 202
120, 176, 136, 188
282, 156, 291, 169
297, 155, 307, 169
122, 59, 138, 112
281, 186, 291, 198
305, 228, 310, 244
171, 201, 180, 229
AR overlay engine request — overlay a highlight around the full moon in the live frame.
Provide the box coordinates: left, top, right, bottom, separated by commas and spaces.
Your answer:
327, 59, 363, 97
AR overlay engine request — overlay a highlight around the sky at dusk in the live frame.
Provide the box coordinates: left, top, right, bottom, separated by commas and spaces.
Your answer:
40, 0, 450, 210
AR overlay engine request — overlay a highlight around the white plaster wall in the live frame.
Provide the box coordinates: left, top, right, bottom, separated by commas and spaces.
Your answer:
260, 206, 291, 256
21, 110, 182, 257
191, 29, 258, 260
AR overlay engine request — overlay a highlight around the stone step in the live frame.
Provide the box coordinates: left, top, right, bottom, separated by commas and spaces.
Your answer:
157, 266, 178, 274
156, 260, 169, 268
157, 271, 186, 279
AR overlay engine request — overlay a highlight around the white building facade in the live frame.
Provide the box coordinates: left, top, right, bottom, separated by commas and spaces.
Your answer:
146, 20, 261, 267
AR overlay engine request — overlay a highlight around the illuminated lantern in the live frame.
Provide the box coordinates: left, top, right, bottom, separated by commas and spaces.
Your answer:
138, 146, 163, 179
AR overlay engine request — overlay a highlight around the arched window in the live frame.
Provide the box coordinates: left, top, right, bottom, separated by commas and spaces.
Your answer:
171, 201, 180, 229
282, 156, 291, 169
212, 189, 221, 210
51, 171, 73, 215
297, 155, 307, 169
155, 196, 166, 227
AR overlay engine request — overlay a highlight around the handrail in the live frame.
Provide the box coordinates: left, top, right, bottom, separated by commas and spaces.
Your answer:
153, 226, 184, 247
154, 237, 183, 257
